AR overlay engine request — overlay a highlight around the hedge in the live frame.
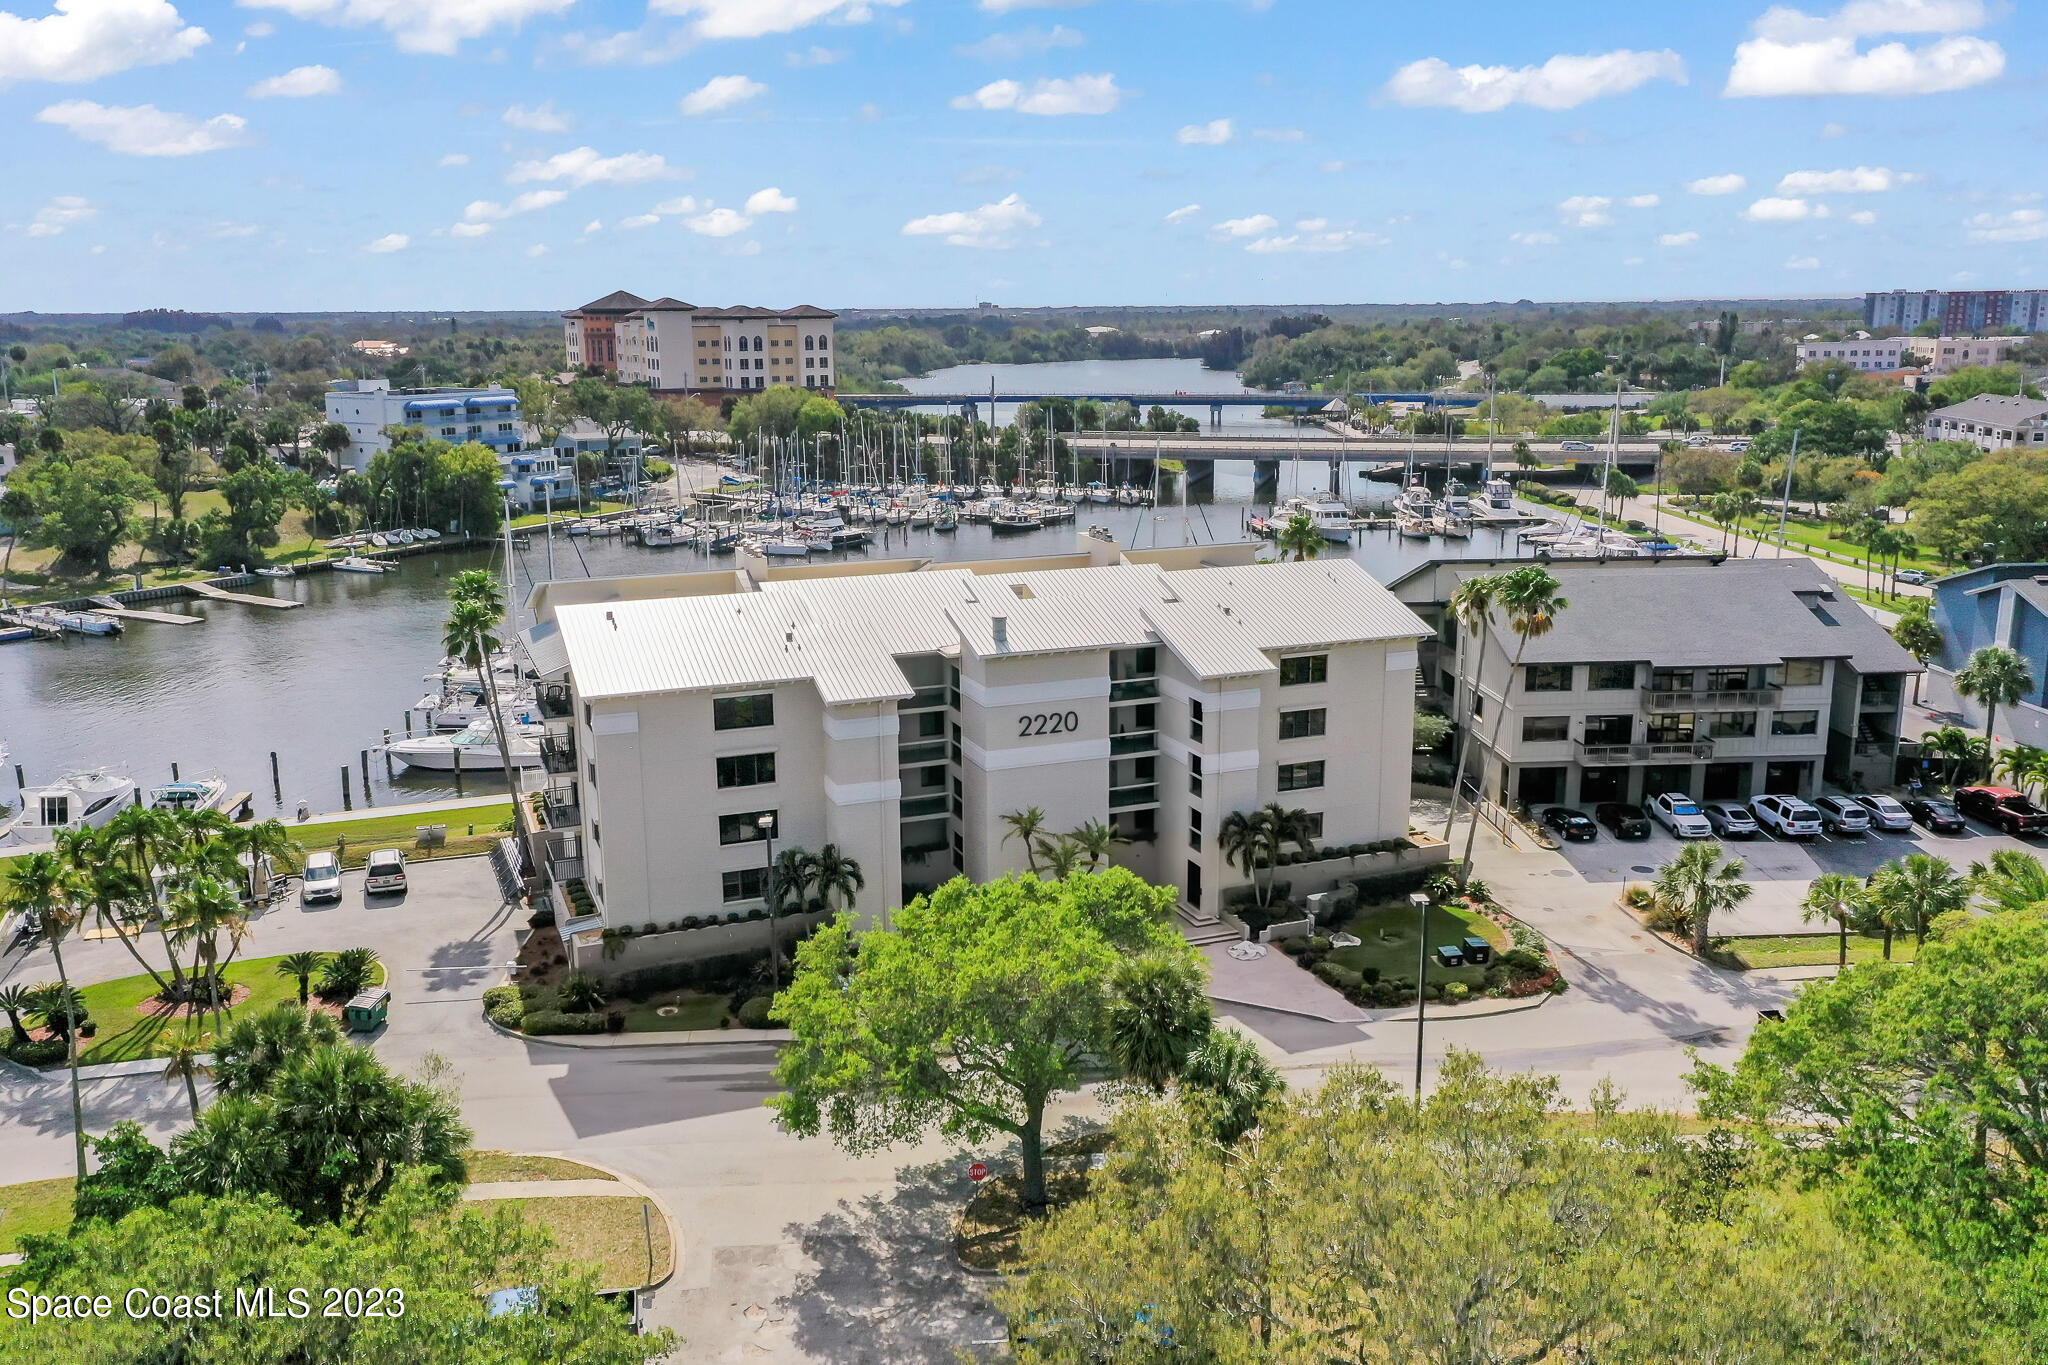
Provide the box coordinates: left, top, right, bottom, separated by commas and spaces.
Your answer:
521, 1009, 607, 1036
736, 995, 775, 1028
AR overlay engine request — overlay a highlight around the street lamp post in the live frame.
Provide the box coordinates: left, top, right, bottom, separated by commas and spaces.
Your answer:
1411, 890, 1430, 1102
759, 813, 780, 992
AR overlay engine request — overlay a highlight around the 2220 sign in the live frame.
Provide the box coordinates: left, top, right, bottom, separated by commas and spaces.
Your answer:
1017, 711, 1081, 738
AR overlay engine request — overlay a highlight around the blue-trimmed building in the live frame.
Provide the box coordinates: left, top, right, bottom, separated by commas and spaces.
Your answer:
324, 379, 525, 475
1926, 563, 2048, 749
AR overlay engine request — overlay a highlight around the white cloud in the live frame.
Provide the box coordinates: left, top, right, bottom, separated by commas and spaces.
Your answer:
1383, 48, 1686, 112
1685, 173, 1747, 195
463, 189, 567, 221
1176, 117, 1233, 146
450, 221, 491, 237
437, 152, 469, 166
24, 194, 94, 236
552, 24, 695, 67
1965, 208, 2048, 243
1726, 1, 2003, 97
246, 63, 340, 97
1785, 255, 1820, 269
582, 218, 601, 232
955, 24, 1081, 60
949, 72, 1124, 115
1164, 203, 1201, 224
900, 192, 1041, 248
1253, 126, 1306, 142
1318, 159, 1347, 173
1744, 195, 1814, 220
525, 243, 546, 257
1213, 213, 1277, 237
1508, 230, 1558, 245
502, 100, 570, 132
1626, 193, 1660, 208
680, 73, 766, 114
366, 232, 408, 253
1558, 194, 1613, 227
35, 100, 249, 156
619, 213, 660, 228
1776, 165, 1908, 193
206, 221, 259, 238
507, 146, 677, 186
239, 0, 575, 57
979, 0, 1090, 9
744, 186, 797, 214
650, 0, 909, 40
651, 195, 697, 214
1849, 209, 1877, 223
1821, 120, 1848, 136
686, 206, 751, 236
0, 0, 209, 85
244, 19, 273, 35
1244, 228, 1385, 254
785, 44, 844, 66
1294, 217, 1327, 231
1658, 230, 1699, 246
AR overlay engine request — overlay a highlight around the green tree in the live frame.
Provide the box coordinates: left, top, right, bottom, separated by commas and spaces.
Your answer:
1440, 572, 1500, 845
1067, 818, 1128, 871
1002, 806, 1048, 875
1969, 848, 2048, 914
54, 824, 168, 993
0, 982, 32, 1047
444, 570, 524, 842
1272, 512, 1323, 562
811, 842, 865, 912
1869, 852, 1968, 949
104, 805, 190, 997
4, 851, 90, 1180
1176, 1027, 1283, 1144
1891, 599, 1943, 704
1954, 645, 2035, 753
162, 1037, 211, 1121
771, 869, 1196, 1210
0, 479, 39, 603
166, 876, 249, 1032
1801, 872, 1867, 969
1216, 803, 1315, 909
274, 951, 326, 1006
1653, 840, 1754, 956
1461, 566, 1568, 881
211, 1002, 343, 1096
1103, 950, 1213, 1092
14, 448, 154, 572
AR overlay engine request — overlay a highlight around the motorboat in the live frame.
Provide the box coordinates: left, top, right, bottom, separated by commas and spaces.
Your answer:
754, 537, 812, 558
149, 776, 230, 814
1392, 478, 1436, 520
1397, 512, 1436, 539
2, 770, 134, 843
332, 555, 390, 573
4, 606, 122, 636
933, 511, 958, 532
1484, 477, 1514, 510
1087, 482, 1113, 504
1276, 496, 1353, 544
385, 718, 544, 772
991, 502, 1045, 534
255, 566, 295, 579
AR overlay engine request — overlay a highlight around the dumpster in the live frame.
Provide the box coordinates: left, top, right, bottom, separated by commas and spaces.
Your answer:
344, 987, 390, 1032
1433, 945, 1465, 969
1461, 936, 1493, 966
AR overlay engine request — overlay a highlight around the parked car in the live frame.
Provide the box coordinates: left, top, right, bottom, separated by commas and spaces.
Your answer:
1955, 786, 2048, 837
1560, 440, 1596, 452
1813, 794, 1872, 836
1852, 793, 1914, 832
1703, 801, 1759, 838
1541, 806, 1599, 842
1902, 794, 1969, 834
1893, 568, 1931, 586
1727, 440, 1751, 453
1648, 792, 1713, 839
364, 848, 409, 895
1595, 803, 1652, 839
300, 850, 344, 904
1751, 793, 1823, 839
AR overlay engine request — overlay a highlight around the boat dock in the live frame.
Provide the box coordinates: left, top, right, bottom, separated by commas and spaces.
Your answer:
186, 581, 303, 610
87, 596, 202, 625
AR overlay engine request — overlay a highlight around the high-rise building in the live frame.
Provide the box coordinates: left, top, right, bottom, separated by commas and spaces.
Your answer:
1864, 288, 2048, 334
563, 291, 838, 395
322, 379, 523, 476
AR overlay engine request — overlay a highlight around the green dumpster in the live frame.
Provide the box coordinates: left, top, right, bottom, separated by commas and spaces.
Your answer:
344, 987, 390, 1033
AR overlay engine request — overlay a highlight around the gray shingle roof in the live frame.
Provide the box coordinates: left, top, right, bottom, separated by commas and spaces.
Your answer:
1927, 393, 2048, 424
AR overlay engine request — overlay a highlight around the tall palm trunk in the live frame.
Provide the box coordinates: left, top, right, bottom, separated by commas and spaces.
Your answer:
477, 660, 525, 841
1441, 630, 1493, 844
154, 921, 189, 997
49, 939, 88, 1183
1, 533, 16, 606
1460, 639, 1533, 885
96, 896, 169, 993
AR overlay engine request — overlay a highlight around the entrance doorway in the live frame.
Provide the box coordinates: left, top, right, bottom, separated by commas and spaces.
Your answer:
1578, 766, 1626, 804
1185, 860, 1203, 913
1516, 766, 1566, 808
1702, 763, 1750, 802
1764, 761, 1812, 797
1642, 764, 1694, 801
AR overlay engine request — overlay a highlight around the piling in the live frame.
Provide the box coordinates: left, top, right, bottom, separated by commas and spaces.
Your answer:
270, 751, 281, 803
13, 763, 23, 793
360, 749, 373, 806
404, 713, 413, 737
341, 767, 352, 811
171, 762, 180, 781
452, 744, 464, 797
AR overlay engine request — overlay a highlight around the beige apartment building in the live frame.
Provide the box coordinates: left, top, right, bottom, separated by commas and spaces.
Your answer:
520, 535, 1427, 935
563, 291, 837, 395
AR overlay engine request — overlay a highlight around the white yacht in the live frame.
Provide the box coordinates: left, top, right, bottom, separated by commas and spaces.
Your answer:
3, 770, 134, 843
1275, 496, 1353, 544
149, 776, 230, 814
384, 718, 544, 772
332, 555, 390, 574
1392, 478, 1436, 520
1484, 476, 1514, 510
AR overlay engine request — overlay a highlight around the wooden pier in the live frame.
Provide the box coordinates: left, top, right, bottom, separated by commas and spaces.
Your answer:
87, 595, 203, 625
186, 580, 303, 610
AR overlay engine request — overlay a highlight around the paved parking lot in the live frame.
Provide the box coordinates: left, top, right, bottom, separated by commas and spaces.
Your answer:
1539, 805, 2044, 934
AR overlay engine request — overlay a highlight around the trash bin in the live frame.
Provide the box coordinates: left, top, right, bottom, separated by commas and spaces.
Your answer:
1461, 936, 1493, 966
1434, 945, 1465, 969
344, 987, 390, 1032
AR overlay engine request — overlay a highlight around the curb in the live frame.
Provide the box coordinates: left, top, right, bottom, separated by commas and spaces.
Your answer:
1207, 991, 1367, 1025
518, 1153, 683, 1293
482, 1012, 789, 1049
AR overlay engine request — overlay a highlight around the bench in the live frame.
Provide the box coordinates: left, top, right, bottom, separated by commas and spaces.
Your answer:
415, 824, 447, 849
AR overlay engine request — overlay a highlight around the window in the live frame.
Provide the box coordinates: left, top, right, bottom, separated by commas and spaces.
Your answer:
1301, 812, 1324, 841
1707, 711, 1756, 738
722, 867, 767, 902
587, 760, 597, 786
1277, 760, 1325, 792
1188, 807, 1201, 851
1587, 662, 1636, 690
1189, 699, 1204, 743
1706, 667, 1751, 691
718, 810, 777, 845
1521, 715, 1571, 743
1650, 668, 1692, 694
915, 710, 944, 738
806, 334, 815, 350
1771, 710, 1819, 736
1279, 708, 1327, 740
716, 752, 776, 788
1780, 658, 1824, 687
1584, 715, 1633, 745
1189, 754, 1203, 797
713, 692, 774, 730
1647, 712, 1696, 744
1279, 654, 1327, 686
1524, 664, 1573, 692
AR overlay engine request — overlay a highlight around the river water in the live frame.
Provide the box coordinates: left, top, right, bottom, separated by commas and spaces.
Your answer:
2, 360, 1539, 820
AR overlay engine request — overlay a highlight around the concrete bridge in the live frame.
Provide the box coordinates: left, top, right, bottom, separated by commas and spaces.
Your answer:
838, 389, 1483, 424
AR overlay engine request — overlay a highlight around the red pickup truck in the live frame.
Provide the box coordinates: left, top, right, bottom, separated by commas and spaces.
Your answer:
1955, 786, 2048, 837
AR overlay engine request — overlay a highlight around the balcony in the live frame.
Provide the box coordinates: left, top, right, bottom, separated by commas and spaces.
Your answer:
1860, 687, 1903, 711
541, 779, 579, 828
539, 731, 577, 775
900, 793, 948, 819
1642, 686, 1780, 712
903, 684, 949, 712
896, 740, 948, 766
543, 832, 584, 882
1109, 730, 1158, 756
1575, 739, 1716, 763
1108, 783, 1159, 809
1108, 678, 1159, 703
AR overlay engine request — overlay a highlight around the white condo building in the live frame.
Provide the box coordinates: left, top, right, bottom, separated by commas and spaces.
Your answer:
520, 537, 1428, 939
564, 291, 837, 395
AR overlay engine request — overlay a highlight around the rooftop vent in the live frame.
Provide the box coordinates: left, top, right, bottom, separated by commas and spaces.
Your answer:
992, 616, 1008, 649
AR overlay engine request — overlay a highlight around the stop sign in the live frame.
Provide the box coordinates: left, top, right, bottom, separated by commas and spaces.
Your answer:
968, 1161, 988, 1184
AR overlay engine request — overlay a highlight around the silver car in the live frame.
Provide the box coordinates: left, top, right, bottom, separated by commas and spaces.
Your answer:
1814, 795, 1872, 836
300, 851, 343, 904
1853, 794, 1914, 832
1703, 801, 1759, 838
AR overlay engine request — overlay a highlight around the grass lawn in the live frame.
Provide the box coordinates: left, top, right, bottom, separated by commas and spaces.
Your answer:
291, 803, 513, 870
478, 1195, 672, 1290
1722, 932, 1921, 970
954, 1131, 1113, 1273
1659, 502, 1959, 573
62, 954, 385, 1066
464, 1151, 614, 1184
1329, 901, 1511, 992
0, 1177, 74, 1254
615, 989, 731, 1033
510, 500, 630, 529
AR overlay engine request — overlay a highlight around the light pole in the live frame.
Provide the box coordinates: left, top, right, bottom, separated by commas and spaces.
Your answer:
1411, 890, 1431, 1102
758, 813, 780, 992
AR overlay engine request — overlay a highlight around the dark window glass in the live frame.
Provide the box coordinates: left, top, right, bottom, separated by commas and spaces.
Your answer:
718, 810, 777, 845
1524, 664, 1573, 692
713, 693, 774, 730
1587, 662, 1636, 690
1771, 710, 1819, 736
721, 867, 767, 902
1521, 715, 1570, 743
1277, 761, 1325, 792
715, 752, 776, 788
1279, 708, 1327, 740
1278, 655, 1328, 686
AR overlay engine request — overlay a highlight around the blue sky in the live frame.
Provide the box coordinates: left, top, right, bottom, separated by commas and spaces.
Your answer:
3, 0, 2043, 312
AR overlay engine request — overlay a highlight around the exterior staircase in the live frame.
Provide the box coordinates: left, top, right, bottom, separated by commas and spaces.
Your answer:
1176, 907, 1240, 946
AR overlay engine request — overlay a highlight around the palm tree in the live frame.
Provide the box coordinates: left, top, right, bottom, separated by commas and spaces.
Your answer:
1461, 566, 1568, 884
1800, 873, 1867, 970
557, 972, 606, 1013
225, 819, 301, 904
1178, 1029, 1284, 1144
1920, 724, 1975, 789
105, 805, 189, 997
274, 951, 326, 1006
1440, 572, 1501, 845
1890, 603, 1942, 705
811, 844, 865, 912
0, 983, 31, 1047
162, 1037, 211, 1121
1969, 848, 2048, 915
0, 483, 38, 607
54, 825, 168, 993
1036, 835, 1084, 880
7, 852, 90, 1181
1993, 744, 2048, 800
1954, 645, 2035, 756
1651, 841, 1754, 956
444, 569, 525, 841
1104, 951, 1211, 1092
212, 1003, 342, 1096
167, 876, 248, 1032
318, 947, 381, 1001
1870, 853, 1968, 949
1068, 818, 1129, 871
1273, 513, 1323, 563
1707, 491, 1739, 555
1001, 807, 1048, 875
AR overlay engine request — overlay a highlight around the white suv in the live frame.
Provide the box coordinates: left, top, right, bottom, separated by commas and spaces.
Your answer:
1752, 794, 1822, 839
364, 848, 409, 895
300, 851, 343, 904
1648, 792, 1713, 839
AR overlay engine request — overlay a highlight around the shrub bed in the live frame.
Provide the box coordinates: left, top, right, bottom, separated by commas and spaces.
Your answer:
520, 1009, 607, 1036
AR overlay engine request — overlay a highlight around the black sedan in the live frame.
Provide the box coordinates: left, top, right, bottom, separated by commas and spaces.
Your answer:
1595, 803, 1653, 839
1902, 794, 1968, 834
1541, 806, 1599, 842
